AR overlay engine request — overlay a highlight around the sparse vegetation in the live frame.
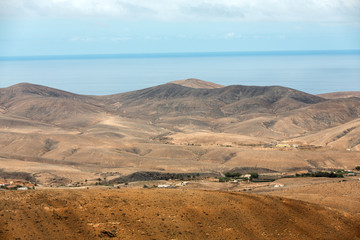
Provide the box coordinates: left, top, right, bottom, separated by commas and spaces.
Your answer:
43, 138, 59, 152
296, 171, 344, 178
250, 172, 259, 180
110, 171, 217, 183
222, 172, 260, 182
218, 177, 231, 182
224, 172, 242, 178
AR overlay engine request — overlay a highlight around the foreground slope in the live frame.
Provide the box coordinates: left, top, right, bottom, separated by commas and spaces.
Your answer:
264, 178, 360, 214
1, 189, 359, 240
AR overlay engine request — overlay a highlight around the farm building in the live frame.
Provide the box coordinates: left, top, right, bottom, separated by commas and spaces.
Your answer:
242, 174, 251, 179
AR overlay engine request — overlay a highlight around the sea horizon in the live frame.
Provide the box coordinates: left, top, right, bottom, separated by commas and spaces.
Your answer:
1, 49, 359, 95
1, 49, 359, 61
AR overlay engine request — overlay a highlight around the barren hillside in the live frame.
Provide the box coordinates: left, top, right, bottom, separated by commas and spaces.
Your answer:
1, 80, 360, 185
317, 91, 360, 99
1, 189, 359, 240
170, 78, 224, 89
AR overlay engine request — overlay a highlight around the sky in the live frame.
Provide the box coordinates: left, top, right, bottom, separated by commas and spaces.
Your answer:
0, 0, 360, 56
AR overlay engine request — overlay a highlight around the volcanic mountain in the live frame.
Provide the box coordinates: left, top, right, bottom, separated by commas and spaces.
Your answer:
105, 81, 325, 119
1, 79, 360, 185
0, 82, 106, 125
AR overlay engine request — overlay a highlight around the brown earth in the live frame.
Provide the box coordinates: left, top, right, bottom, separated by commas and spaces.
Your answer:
317, 91, 360, 99
1, 80, 360, 239
1, 189, 360, 240
159, 176, 360, 215
263, 178, 360, 214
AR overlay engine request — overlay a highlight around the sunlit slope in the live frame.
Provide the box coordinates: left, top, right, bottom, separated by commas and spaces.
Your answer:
1, 189, 359, 240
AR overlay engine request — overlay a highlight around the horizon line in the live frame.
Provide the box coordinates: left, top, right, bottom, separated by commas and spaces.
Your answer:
1, 49, 360, 61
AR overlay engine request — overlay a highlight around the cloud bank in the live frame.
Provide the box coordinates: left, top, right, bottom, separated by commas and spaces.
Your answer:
0, 0, 359, 22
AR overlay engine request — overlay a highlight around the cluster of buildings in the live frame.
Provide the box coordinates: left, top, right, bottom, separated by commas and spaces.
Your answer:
0, 179, 35, 190
156, 182, 189, 188
276, 143, 299, 148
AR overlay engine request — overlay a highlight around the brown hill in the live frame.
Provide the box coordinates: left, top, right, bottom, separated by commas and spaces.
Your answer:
264, 97, 360, 137
317, 91, 360, 99
105, 83, 325, 120
1, 189, 359, 240
0, 83, 107, 126
170, 78, 225, 89
292, 118, 360, 150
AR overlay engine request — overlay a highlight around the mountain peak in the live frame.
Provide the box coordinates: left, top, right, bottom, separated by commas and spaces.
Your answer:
169, 78, 224, 89
2, 82, 81, 99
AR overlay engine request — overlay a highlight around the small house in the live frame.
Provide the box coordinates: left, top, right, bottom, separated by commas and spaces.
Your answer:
346, 172, 356, 176
242, 174, 251, 179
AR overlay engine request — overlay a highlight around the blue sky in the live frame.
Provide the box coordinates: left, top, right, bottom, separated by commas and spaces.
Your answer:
0, 0, 360, 56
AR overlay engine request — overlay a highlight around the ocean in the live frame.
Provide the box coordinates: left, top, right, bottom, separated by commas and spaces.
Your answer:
0, 50, 359, 95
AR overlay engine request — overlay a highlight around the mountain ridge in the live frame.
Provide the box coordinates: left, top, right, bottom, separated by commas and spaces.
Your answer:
1, 80, 360, 187
170, 78, 225, 89
1, 80, 359, 149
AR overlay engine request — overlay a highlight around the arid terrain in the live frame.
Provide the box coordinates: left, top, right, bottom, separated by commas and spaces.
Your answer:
1, 188, 360, 240
1, 79, 360, 239
1, 79, 359, 186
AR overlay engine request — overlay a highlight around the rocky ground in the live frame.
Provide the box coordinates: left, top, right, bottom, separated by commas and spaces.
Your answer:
0, 189, 359, 240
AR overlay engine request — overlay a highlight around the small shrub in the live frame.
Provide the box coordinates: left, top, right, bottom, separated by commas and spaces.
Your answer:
219, 177, 231, 182
250, 173, 259, 180
224, 172, 241, 178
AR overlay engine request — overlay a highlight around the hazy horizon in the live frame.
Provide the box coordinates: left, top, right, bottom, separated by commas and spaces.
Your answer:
1, 49, 359, 59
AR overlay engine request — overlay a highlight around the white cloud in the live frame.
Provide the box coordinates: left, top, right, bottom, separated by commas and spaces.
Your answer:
0, 0, 359, 23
